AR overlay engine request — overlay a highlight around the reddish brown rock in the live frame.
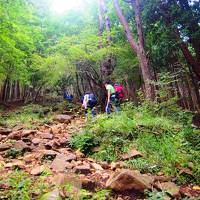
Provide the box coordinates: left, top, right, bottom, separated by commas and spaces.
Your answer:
32, 138, 43, 145
23, 153, 36, 163
14, 140, 30, 151
55, 153, 76, 162
21, 130, 37, 137
30, 165, 46, 175
106, 169, 153, 192
91, 163, 104, 171
80, 177, 96, 191
121, 149, 143, 160
38, 132, 53, 140
74, 164, 91, 175
50, 125, 62, 135
5, 160, 25, 169
110, 162, 124, 170
0, 128, 12, 135
7, 131, 21, 139
54, 115, 72, 123
0, 143, 12, 151
153, 175, 172, 182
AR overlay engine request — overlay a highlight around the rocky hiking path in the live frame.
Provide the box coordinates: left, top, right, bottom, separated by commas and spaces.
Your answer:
0, 114, 199, 199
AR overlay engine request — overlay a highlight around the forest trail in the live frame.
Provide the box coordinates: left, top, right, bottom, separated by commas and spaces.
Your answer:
0, 112, 199, 199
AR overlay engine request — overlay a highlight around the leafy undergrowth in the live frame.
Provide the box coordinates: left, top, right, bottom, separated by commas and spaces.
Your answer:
0, 104, 53, 129
71, 102, 200, 184
0, 101, 78, 129
0, 170, 51, 199
0, 170, 110, 200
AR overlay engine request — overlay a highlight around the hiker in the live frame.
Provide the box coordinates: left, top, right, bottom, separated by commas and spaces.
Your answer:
114, 83, 125, 108
114, 83, 124, 100
82, 92, 97, 117
64, 91, 73, 103
104, 81, 119, 114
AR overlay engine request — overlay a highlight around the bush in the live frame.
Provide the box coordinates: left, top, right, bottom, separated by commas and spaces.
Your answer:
70, 131, 98, 155
71, 102, 200, 179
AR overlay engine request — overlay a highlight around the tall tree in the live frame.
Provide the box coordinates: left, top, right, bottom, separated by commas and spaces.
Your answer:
113, 0, 155, 100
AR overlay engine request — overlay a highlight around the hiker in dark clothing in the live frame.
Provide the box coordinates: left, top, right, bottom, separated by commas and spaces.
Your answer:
82, 92, 97, 117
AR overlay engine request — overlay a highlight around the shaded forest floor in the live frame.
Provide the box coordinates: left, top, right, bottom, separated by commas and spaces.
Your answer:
0, 102, 199, 199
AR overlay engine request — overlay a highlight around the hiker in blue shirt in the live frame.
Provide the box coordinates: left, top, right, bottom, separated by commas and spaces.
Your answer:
82, 92, 97, 117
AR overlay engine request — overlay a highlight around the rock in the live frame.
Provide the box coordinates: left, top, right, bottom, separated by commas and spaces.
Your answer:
153, 175, 172, 182
121, 149, 143, 160
7, 131, 21, 139
74, 164, 91, 175
0, 128, 12, 135
5, 160, 25, 169
0, 143, 12, 151
12, 125, 24, 131
50, 157, 68, 172
65, 162, 74, 169
23, 153, 36, 163
75, 149, 85, 158
91, 163, 104, 171
55, 153, 77, 162
156, 182, 180, 198
80, 178, 96, 191
21, 130, 37, 137
65, 153, 77, 161
54, 115, 72, 123
50, 125, 62, 134
180, 185, 200, 198
179, 168, 193, 176
39, 150, 58, 156
58, 137, 68, 145
40, 133, 53, 140
106, 169, 153, 192
100, 161, 110, 169
14, 140, 30, 151
30, 165, 46, 175
32, 138, 43, 145
110, 162, 124, 170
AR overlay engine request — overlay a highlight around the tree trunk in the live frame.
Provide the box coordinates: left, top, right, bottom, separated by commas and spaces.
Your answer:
113, 0, 155, 100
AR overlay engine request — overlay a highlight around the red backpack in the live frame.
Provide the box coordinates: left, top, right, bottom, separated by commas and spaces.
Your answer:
114, 83, 124, 99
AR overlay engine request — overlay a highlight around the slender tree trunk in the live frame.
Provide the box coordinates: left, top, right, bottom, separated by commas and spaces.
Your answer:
75, 72, 82, 96
98, 0, 105, 48
113, 0, 155, 100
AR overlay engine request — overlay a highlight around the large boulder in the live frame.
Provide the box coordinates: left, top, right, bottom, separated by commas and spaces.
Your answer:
54, 115, 72, 124
106, 169, 153, 192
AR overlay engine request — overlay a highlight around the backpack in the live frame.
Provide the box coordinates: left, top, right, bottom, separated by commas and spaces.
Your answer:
114, 84, 124, 99
88, 93, 97, 105
81, 93, 97, 105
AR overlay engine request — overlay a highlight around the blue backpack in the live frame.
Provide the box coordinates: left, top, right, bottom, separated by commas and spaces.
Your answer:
88, 93, 97, 104
81, 93, 97, 105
